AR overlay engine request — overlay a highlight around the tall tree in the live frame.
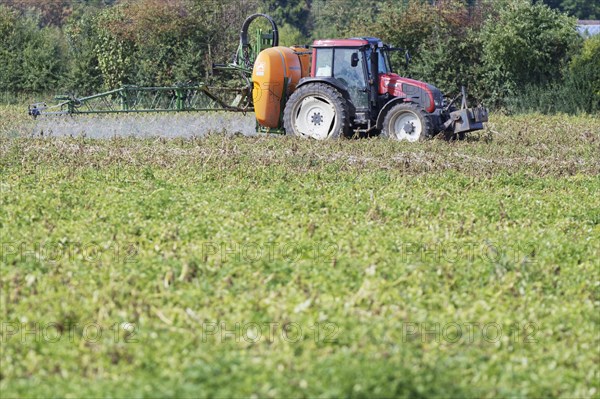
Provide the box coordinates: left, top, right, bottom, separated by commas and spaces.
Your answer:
260, 0, 311, 36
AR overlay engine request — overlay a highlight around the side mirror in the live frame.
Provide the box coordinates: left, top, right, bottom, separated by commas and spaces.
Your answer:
351, 52, 359, 67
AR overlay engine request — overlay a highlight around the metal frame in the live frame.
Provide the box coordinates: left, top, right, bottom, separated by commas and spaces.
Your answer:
29, 85, 252, 118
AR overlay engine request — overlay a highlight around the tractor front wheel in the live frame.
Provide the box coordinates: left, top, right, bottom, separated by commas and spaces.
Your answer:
283, 83, 350, 140
381, 103, 433, 142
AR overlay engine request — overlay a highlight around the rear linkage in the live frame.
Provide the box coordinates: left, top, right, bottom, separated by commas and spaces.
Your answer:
442, 86, 488, 136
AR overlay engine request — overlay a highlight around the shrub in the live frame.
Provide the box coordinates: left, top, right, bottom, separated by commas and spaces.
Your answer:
0, 6, 66, 93
362, 0, 489, 100
86, 0, 259, 88
479, 0, 581, 107
62, 9, 104, 94
567, 34, 600, 112
506, 33, 600, 114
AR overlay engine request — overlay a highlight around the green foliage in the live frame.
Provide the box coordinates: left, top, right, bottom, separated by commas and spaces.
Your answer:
506, 36, 600, 114
370, 0, 488, 98
275, 23, 308, 47
3, 0, 74, 27
539, 0, 600, 19
0, 6, 66, 93
260, 0, 311, 36
93, 7, 135, 89
355, 0, 589, 109
59, 0, 258, 91
352, 1, 489, 99
310, 0, 380, 39
1, 112, 599, 397
90, 0, 212, 88
62, 10, 104, 94
568, 34, 600, 104
480, 0, 582, 107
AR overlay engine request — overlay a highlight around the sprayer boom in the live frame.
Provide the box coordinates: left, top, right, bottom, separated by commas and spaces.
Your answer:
29, 84, 253, 118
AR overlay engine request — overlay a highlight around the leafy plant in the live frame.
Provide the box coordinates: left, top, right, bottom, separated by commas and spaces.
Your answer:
0, 6, 66, 93
480, 0, 581, 107
1, 110, 599, 398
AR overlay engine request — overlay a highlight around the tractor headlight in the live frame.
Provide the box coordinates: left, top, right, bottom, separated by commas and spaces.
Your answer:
432, 91, 445, 108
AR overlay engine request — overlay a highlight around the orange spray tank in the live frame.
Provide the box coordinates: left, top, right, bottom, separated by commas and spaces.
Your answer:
252, 46, 303, 129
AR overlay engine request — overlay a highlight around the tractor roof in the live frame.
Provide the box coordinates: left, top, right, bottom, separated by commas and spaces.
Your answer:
312, 37, 383, 48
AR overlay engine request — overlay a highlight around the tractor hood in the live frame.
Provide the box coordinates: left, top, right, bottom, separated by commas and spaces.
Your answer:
379, 73, 444, 113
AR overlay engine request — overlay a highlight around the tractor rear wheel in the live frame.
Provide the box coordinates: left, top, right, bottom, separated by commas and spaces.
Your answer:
283, 83, 350, 140
381, 103, 433, 142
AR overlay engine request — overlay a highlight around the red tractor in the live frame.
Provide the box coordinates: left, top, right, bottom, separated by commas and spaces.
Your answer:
252, 34, 488, 141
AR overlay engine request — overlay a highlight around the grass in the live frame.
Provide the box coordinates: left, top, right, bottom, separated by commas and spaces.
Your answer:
0, 105, 599, 398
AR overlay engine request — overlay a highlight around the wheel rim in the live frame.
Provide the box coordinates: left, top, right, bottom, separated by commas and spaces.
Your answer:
389, 111, 422, 142
293, 95, 337, 140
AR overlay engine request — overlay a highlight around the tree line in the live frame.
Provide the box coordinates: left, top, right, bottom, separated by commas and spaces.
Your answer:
1, 0, 598, 114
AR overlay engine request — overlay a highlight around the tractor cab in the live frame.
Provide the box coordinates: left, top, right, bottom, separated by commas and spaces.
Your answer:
310, 38, 385, 122
307, 38, 446, 131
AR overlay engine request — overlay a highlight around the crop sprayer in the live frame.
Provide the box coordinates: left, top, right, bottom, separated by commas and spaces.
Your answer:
28, 13, 488, 141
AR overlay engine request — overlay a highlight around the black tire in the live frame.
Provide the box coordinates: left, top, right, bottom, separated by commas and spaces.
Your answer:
283, 83, 350, 140
381, 103, 433, 142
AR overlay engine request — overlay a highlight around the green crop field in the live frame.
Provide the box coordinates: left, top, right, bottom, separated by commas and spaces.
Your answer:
0, 106, 599, 398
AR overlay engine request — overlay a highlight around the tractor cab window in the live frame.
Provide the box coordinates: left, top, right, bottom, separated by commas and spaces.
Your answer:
380, 50, 391, 73
333, 48, 367, 89
315, 47, 369, 110
315, 48, 333, 77
333, 48, 368, 109
365, 48, 391, 76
